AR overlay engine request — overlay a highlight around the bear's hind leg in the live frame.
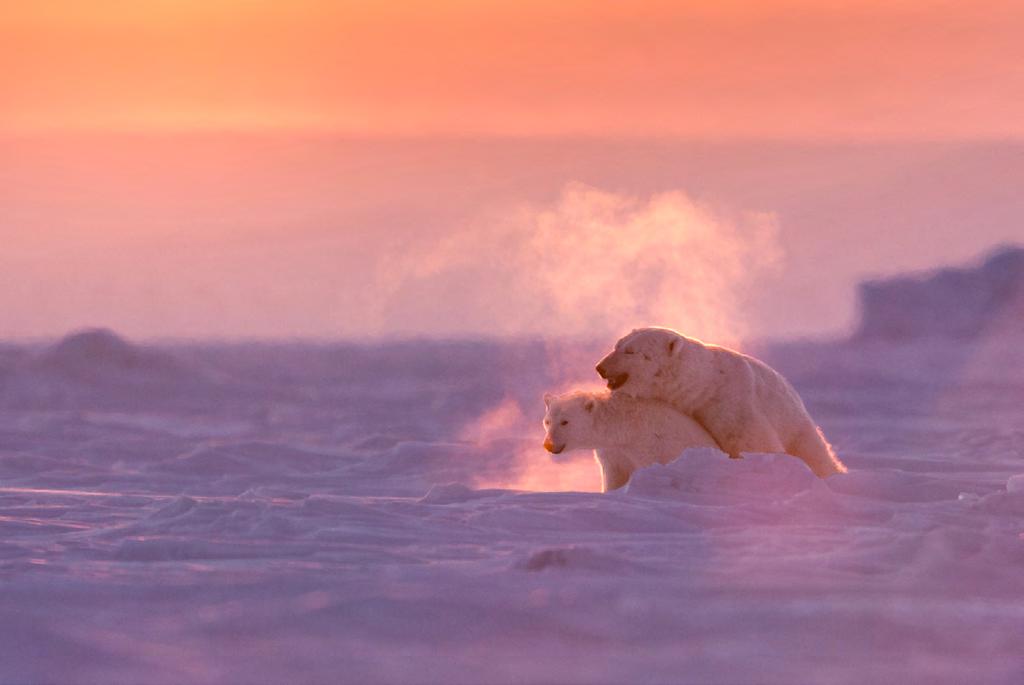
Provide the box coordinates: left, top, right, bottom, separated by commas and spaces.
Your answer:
788, 425, 847, 477
707, 410, 784, 459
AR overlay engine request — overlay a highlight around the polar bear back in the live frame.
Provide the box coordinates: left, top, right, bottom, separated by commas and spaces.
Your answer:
710, 344, 812, 431
594, 392, 719, 453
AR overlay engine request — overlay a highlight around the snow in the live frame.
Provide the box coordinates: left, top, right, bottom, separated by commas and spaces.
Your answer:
1, 331, 1023, 683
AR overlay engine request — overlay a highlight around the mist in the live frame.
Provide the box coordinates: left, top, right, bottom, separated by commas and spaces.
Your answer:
385, 182, 780, 344
3, 135, 1024, 341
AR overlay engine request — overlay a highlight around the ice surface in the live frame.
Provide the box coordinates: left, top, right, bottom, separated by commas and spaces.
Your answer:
0, 331, 1023, 683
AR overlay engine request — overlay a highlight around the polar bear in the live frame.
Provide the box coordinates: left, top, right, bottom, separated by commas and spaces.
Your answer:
595, 327, 846, 477
542, 390, 721, 491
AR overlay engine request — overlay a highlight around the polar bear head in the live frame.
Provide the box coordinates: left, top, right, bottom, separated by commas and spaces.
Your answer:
542, 391, 598, 454
595, 327, 690, 397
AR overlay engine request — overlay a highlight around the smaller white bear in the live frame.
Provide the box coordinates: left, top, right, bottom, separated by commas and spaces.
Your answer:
542, 390, 721, 492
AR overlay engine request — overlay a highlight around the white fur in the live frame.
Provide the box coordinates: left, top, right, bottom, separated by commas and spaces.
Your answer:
543, 390, 720, 492
596, 327, 847, 477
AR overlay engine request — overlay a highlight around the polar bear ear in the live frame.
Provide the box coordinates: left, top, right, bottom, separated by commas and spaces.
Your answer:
667, 338, 679, 355
583, 399, 595, 413
543, 393, 553, 407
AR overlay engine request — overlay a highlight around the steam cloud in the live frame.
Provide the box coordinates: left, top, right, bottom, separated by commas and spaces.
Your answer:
385, 182, 781, 344
459, 397, 600, 492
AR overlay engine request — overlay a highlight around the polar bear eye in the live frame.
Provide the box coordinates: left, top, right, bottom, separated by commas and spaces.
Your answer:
642, 353, 651, 361
623, 348, 635, 355
560, 420, 569, 426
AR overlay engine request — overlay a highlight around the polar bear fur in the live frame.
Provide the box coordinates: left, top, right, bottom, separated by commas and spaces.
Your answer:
595, 327, 846, 477
542, 390, 720, 491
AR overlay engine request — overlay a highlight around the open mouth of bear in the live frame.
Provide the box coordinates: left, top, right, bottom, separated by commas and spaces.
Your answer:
606, 373, 629, 390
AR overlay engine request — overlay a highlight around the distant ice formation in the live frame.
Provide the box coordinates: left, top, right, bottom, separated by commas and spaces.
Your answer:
33, 328, 186, 382
856, 245, 1024, 340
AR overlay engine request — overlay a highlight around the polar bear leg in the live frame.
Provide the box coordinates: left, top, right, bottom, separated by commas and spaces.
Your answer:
594, 451, 632, 492
703, 408, 784, 459
788, 425, 847, 477
601, 462, 631, 491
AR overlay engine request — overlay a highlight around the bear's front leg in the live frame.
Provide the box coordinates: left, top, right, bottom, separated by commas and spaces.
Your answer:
594, 451, 632, 492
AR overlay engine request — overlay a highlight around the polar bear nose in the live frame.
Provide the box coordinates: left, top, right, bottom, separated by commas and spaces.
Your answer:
595, 361, 609, 378
543, 438, 564, 454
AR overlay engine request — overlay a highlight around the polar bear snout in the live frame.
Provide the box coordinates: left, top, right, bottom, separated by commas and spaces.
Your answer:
596, 355, 630, 390
543, 438, 565, 454
606, 372, 629, 390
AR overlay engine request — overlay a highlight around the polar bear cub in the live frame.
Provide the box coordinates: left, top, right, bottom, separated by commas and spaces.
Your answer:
595, 327, 846, 477
543, 390, 720, 492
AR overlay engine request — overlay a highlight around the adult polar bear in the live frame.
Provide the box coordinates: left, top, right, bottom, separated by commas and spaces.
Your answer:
595, 327, 846, 477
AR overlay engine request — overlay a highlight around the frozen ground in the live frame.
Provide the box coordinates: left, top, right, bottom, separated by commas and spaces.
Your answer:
1, 330, 1023, 684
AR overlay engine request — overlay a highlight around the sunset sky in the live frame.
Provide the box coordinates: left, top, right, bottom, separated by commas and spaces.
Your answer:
5, 0, 1023, 139
2, 1, 1022, 340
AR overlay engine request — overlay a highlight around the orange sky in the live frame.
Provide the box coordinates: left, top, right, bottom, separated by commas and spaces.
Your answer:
3, 0, 1023, 139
